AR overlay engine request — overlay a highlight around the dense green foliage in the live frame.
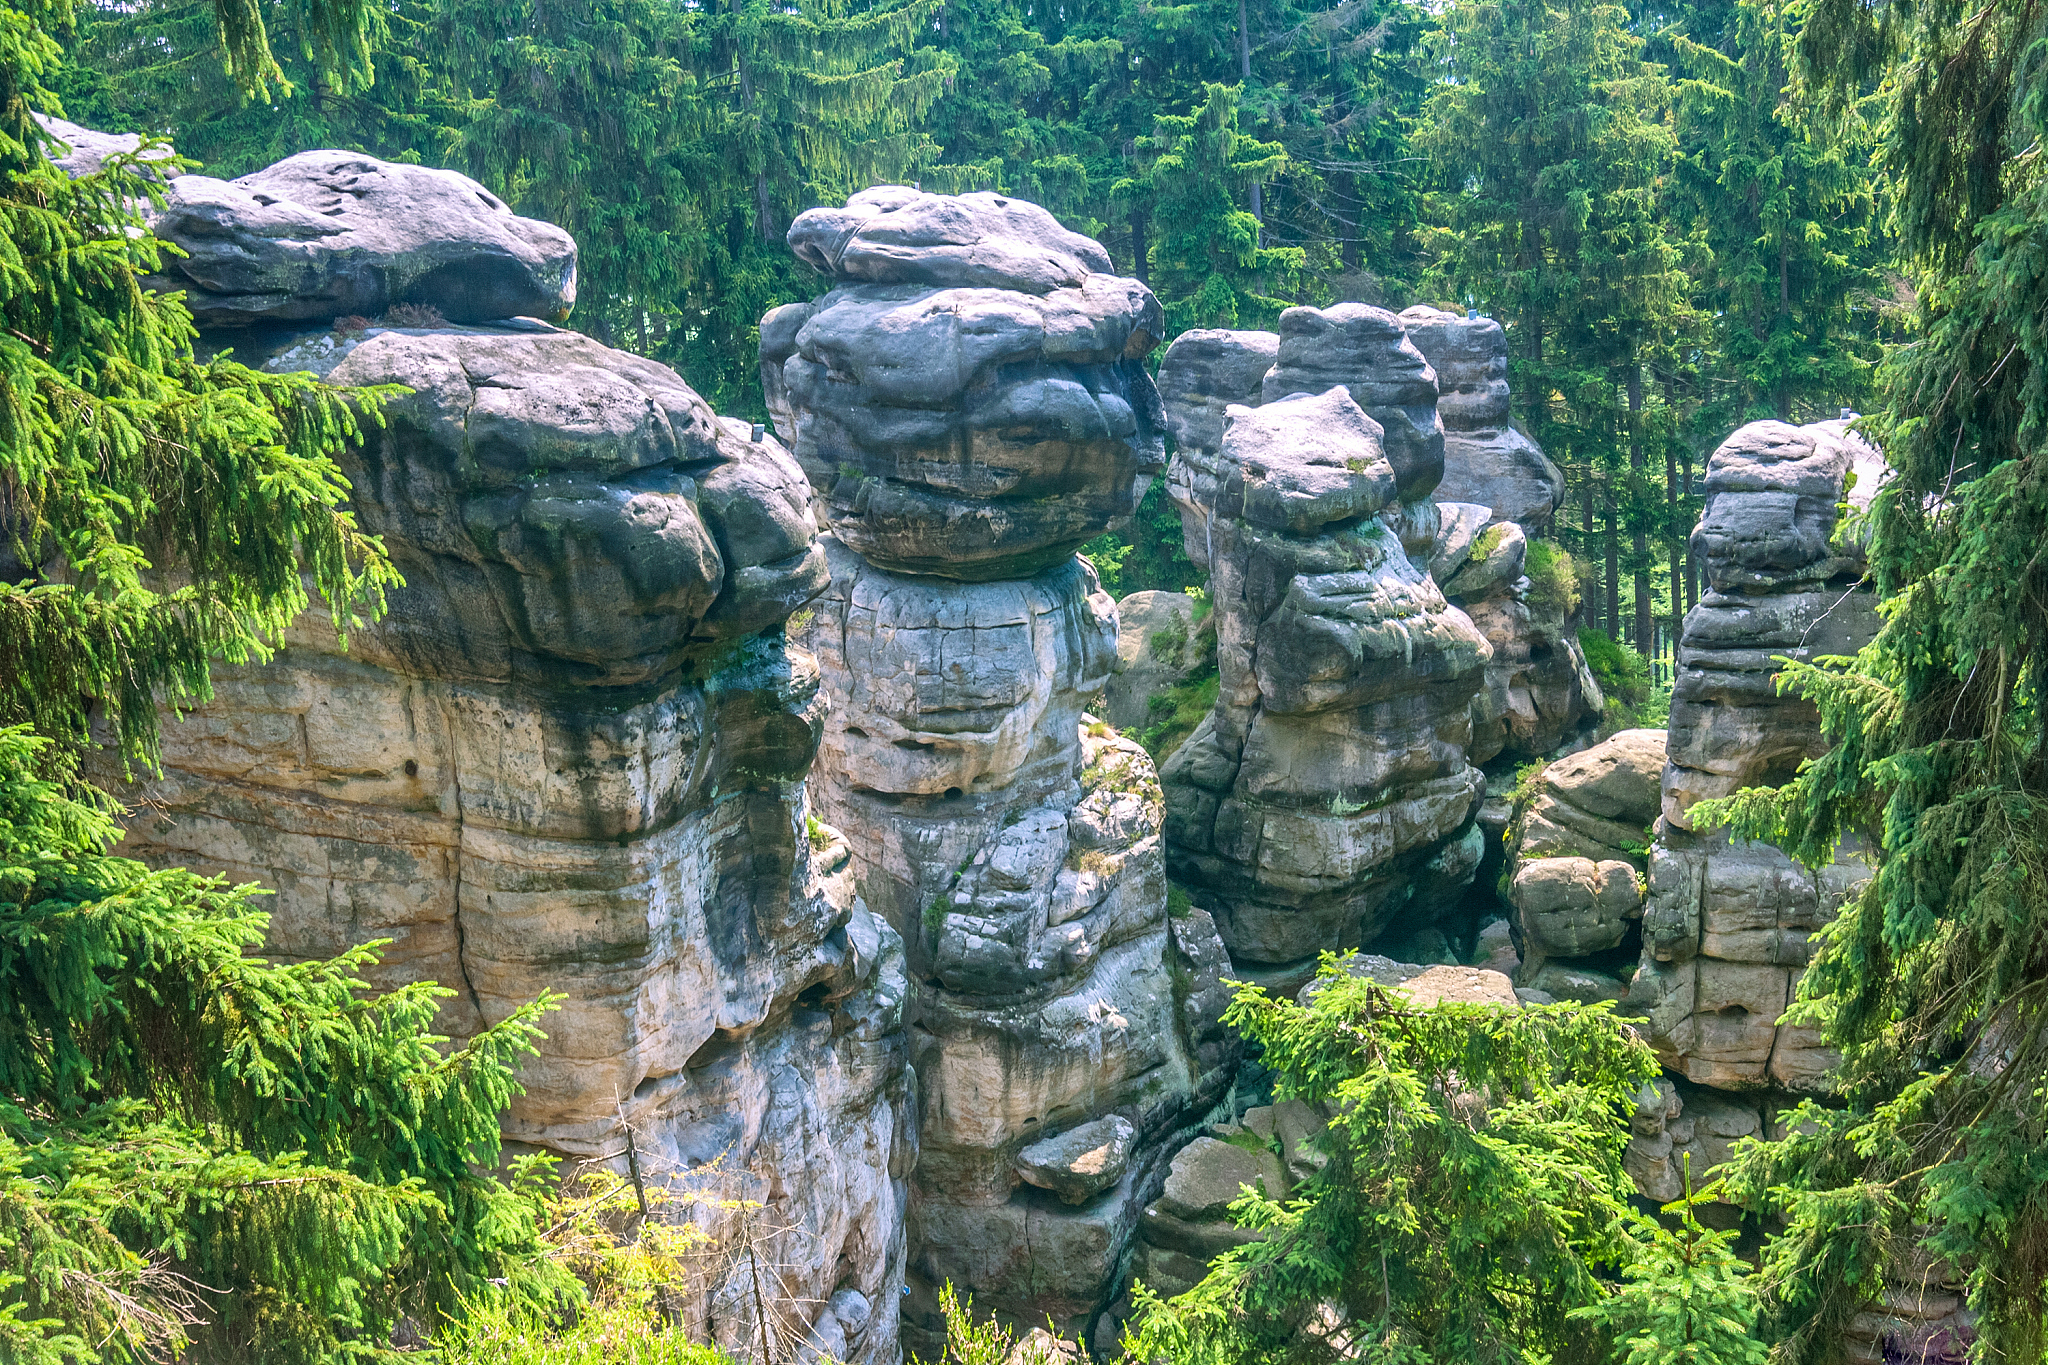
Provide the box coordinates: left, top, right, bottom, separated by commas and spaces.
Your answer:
1124, 966, 1660, 1364
1, 0, 398, 780
1693, 0, 2048, 1356
0, 726, 563, 1362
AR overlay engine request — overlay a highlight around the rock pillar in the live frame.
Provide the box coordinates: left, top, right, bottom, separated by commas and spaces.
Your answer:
760, 188, 1233, 1346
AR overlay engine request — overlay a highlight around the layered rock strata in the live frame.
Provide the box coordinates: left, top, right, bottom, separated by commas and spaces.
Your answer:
1155, 312, 1595, 772
1502, 728, 1665, 1004
106, 152, 906, 1365
1159, 368, 1492, 981
1395, 307, 1564, 532
1431, 501, 1602, 764
763, 190, 1230, 1345
1632, 418, 1883, 1092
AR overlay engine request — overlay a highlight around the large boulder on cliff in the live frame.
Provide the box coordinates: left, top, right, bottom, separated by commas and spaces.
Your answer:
760, 187, 1165, 582
1399, 307, 1564, 530
264, 323, 826, 689
146, 151, 577, 327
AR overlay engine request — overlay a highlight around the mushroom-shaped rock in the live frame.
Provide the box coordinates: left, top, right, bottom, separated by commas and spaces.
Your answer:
1262, 304, 1444, 501
147, 151, 577, 327
1015, 1115, 1135, 1205
763, 191, 1166, 580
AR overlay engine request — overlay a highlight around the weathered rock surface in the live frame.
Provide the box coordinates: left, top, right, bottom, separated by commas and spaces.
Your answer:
104, 155, 905, 1365
1161, 386, 1490, 977
1261, 305, 1444, 501
1398, 307, 1564, 531
1104, 589, 1210, 734
34, 111, 171, 178
1664, 418, 1885, 827
761, 187, 1165, 582
1623, 418, 1883, 1096
1498, 727, 1665, 1012
1157, 329, 1283, 572
145, 151, 578, 327
772, 192, 1228, 1345
1432, 501, 1601, 763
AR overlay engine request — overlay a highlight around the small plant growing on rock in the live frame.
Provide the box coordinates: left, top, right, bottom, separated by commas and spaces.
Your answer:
377, 301, 448, 328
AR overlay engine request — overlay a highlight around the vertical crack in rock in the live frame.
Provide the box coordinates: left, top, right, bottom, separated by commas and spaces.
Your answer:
764, 187, 1234, 1351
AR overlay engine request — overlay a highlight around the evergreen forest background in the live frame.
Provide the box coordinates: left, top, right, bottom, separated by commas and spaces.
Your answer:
56, 0, 1904, 678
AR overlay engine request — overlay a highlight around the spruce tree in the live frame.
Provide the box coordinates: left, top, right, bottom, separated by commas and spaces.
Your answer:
1122, 965, 1659, 1364
1699, 0, 2048, 1356
0, 0, 400, 782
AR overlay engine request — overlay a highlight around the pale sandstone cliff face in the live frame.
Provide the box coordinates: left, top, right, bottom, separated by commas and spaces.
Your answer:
763, 189, 1232, 1348
106, 156, 910, 1365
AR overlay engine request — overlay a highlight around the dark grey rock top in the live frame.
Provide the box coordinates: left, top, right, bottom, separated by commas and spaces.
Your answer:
146, 151, 577, 327
763, 191, 1164, 581
281, 324, 823, 689
787, 184, 1115, 292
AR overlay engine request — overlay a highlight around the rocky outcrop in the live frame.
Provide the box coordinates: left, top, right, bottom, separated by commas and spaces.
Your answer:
104, 150, 905, 1365
1155, 314, 1594, 771
1503, 728, 1665, 1004
144, 151, 578, 327
1660, 419, 1886, 825
760, 186, 1164, 583
766, 189, 1229, 1346
1159, 368, 1492, 982
1157, 330, 1278, 573
1431, 501, 1601, 764
1632, 419, 1883, 1092
1396, 307, 1563, 531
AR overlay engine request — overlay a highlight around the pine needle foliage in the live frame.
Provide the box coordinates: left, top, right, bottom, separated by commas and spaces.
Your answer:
1122, 964, 1659, 1365
1691, 0, 2048, 1358
0, 0, 400, 782
0, 726, 565, 1363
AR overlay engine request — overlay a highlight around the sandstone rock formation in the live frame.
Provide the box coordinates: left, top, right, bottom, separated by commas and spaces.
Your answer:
1157, 329, 1278, 572
1155, 314, 1595, 772
760, 186, 1165, 583
1661, 418, 1886, 825
1632, 418, 1883, 1092
1504, 728, 1664, 1003
1397, 307, 1564, 531
1431, 501, 1602, 764
765, 189, 1230, 1346
1159, 371, 1492, 982
145, 151, 578, 327
105, 150, 904, 1365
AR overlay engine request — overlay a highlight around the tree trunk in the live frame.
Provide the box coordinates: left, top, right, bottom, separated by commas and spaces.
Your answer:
1628, 364, 1652, 655
1682, 450, 1699, 613
1129, 206, 1150, 286
1665, 423, 1684, 664
1580, 458, 1597, 628
1238, 0, 1261, 235
1775, 237, 1792, 420
1603, 481, 1620, 643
